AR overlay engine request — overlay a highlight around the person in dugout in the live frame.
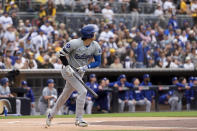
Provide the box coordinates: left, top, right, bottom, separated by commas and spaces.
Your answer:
20, 81, 36, 115
159, 93, 170, 105
114, 74, 132, 112
95, 77, 110, 113
140, 74, 154, 111
168, 77, 186, 111
38, 79, 57, 115
185, 76, 195, 111
129, 78, 151, 112
0, 77, 21, 115
85, 74, 99, 114
66, 91, 78, 115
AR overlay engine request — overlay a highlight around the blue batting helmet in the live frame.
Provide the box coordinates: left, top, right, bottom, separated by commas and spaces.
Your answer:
21, 80, 27, 85
47, 79, 54, 84
81, 25, 96, 39
1, 77, 9, 85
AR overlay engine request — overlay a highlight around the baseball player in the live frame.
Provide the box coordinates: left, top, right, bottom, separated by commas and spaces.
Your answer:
114, 74, 132, 112
38, 79, 57, 115
20, 81, 36, 115
85, 74, 99, 114
0, 77, 21, 115
185, 76, 194, 110
140, 74, 154, 111
130, 78, 151, 112
46, 25, 101, 127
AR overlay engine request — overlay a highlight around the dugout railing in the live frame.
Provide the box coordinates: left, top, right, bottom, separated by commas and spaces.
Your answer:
0, 68, 197, 113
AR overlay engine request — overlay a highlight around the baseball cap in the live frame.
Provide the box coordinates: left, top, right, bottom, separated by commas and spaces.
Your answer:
47, 79, 54, 84
119, 74, 126, 79
172, 77, 178, 81
21, 80, 27, 85
143, 74, 150, 79
89, 74, 96, 78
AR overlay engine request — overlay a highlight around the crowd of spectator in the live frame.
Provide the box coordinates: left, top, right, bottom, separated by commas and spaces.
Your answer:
0, 0, 196, 69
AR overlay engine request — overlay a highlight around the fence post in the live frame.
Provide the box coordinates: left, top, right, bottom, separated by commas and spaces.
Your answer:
154, 87, 159, 112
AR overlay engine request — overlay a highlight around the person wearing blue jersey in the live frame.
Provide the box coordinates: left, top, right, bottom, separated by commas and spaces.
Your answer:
85, 74, 98, 114
20, 81, 35, 115
114, 74, 132, 112
140, 74, 154, 111
185, 77, 194, 110
131, 78, 151, 112
168, 77, 185, 111
67, 91, 78, 115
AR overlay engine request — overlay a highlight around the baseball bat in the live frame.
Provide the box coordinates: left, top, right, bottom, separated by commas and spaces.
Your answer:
70, 65, 98, 98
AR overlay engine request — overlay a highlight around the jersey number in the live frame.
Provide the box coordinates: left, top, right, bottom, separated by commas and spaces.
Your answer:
66, 43, 70, 48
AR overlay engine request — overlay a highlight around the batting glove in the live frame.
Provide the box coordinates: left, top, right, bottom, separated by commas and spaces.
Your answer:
77, 65, 88, 74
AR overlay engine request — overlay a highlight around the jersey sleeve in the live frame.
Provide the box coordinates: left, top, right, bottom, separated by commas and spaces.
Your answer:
62, 40, 77, 54
42, 88, 48, 96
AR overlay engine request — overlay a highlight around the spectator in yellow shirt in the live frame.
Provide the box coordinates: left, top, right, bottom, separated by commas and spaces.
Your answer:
38, 5, 47, 19
180, 0, 188, 14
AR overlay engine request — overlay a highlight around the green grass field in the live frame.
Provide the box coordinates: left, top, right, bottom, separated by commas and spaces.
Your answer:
1, 111, 197, 119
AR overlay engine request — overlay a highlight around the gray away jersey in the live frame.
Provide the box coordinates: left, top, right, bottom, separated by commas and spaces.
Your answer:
63, 38, 102, 68
0, 86, 11, 96
39, 87, 57, 104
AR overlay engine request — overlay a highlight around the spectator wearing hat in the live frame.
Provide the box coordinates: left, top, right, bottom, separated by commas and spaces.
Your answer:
113, 74, 132, 112
183, 56, 194, 69
0, 12, 13, 30
6, 1, 18, 14
140, 74, 154, 112
31, 29, 48, 51
14, 56, 28, 69
101, 3, 114, 22
40, 21, 54, 38
3, 25, 15, 44
99, 25, 114, 42
38, 79, 57, 115
20, 81, 36, 115
0, 77, 21, 115
85, 74, 99, 114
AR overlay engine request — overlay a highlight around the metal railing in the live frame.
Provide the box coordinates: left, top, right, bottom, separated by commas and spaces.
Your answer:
0, 0, 183, 14
16, 12, 194, 30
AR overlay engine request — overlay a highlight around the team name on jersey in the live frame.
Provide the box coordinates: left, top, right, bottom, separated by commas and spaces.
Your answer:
74, 54, 93, 59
